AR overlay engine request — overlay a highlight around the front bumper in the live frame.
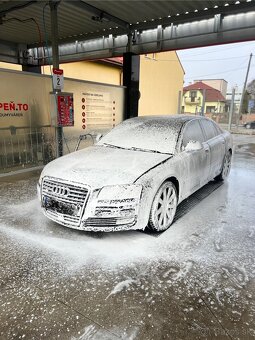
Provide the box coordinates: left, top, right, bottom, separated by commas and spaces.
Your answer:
39, 177, 143, 232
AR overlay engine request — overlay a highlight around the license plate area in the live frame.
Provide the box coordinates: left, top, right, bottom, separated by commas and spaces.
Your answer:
42, 196, 80, 216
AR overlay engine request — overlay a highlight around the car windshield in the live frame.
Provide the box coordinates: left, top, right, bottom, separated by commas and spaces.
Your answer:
97, 117, 182, 154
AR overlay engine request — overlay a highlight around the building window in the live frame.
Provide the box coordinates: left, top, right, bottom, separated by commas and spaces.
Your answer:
206, 106, 216, 113
190, 91, 197, 102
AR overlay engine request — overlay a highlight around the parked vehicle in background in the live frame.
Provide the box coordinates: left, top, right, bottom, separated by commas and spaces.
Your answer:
244, 121, 255, 129
38, 115, 233, 232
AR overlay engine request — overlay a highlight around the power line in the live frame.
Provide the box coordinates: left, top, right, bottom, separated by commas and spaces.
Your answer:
144, 55, 250, 62
181, 55, 249, 62
184, 65, 248, 80
184, 54, 253, 81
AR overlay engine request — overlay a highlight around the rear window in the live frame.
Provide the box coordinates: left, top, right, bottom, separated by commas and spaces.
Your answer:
200, 119, 218, 140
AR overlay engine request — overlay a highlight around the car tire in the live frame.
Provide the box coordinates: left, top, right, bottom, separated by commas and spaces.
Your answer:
149, 181, 178, 232
215, 150, 232, 181
245, 124, 251, 129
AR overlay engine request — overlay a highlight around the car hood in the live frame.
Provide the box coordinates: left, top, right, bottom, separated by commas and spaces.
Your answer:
41, 145, 172, 188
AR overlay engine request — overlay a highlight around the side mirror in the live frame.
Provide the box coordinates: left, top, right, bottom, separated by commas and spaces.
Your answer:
185, 140, 203, 152
95, 133, 103, 142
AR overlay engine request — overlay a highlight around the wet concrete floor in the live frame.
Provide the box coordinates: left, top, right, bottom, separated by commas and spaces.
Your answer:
0, 134, 255, 340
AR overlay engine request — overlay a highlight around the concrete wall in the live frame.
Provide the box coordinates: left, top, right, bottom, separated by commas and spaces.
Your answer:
0, 68, 125, 171
1, 53, 184, 118
138, 51, 184, 116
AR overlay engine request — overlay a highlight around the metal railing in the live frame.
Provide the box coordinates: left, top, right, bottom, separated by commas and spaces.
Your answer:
0, 126, 56, 172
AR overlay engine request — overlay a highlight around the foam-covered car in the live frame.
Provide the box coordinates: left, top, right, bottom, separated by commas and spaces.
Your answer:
38, 115, 233, 232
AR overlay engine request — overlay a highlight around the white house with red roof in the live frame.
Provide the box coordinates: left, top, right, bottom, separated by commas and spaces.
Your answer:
182, 81, 226, 115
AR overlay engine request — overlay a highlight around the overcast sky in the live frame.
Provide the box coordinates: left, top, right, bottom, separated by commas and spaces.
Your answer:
177, 41, 255, 93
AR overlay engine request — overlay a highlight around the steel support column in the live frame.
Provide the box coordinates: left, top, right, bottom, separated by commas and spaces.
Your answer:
123, 52, 140, 120
49, 0, 63, 157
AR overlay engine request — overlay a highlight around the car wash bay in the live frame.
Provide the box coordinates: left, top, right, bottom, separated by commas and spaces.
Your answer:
0, 134, 254, 340
1, 1, 255, 339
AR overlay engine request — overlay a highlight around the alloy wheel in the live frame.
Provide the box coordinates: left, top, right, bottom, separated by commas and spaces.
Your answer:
149, 182, 177, 232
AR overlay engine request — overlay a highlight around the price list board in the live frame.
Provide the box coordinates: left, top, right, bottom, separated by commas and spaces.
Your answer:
80, 91, 116, 130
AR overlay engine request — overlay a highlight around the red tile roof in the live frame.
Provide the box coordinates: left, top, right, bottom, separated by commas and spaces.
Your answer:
183, 81, 226, 102
205, 89, 226, 102
184, 81, 213, 91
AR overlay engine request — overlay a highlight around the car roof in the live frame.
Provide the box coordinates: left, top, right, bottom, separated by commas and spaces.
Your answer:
128, 114, 197, 122
125, 114, 201, 127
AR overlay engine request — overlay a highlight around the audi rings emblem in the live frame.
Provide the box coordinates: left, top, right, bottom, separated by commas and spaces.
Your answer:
52, 185, 70, 197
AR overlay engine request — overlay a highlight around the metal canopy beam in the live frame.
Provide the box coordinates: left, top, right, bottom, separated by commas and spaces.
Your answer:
66, 0, 129, 29
26, 10, 255, 65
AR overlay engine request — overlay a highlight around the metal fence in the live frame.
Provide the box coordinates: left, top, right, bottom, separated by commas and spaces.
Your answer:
0, 126, 56, 173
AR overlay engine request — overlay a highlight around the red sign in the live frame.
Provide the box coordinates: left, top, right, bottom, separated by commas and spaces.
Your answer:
57, 94, 74, 126
53, 69, 64, 90
53, 68, 63, 75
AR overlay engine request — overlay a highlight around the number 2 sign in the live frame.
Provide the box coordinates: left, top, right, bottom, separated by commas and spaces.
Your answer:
53, 68, 64, 90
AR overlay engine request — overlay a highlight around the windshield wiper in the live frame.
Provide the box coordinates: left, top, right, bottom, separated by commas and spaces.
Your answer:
102, 143, 126, 150
129, 147, 172, 155
101, 143, 172, 155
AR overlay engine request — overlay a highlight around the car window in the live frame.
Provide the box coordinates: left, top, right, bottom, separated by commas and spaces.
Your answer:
212, 121, 223, 135
200, 119, 218, 141
182, 120, 205, 147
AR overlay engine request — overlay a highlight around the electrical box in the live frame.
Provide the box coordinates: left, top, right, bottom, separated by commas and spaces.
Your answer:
50, 92, 74, 127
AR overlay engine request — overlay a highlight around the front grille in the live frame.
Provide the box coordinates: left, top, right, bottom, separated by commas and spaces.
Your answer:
84, 217, 136, 228
42, 177, 89, 227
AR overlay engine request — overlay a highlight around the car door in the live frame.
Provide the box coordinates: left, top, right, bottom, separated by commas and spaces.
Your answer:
199, 119, 225, 180
180, 119, 210, 197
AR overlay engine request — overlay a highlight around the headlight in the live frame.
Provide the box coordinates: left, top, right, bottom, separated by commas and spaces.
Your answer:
38, 167, 46, 187
37, 168, 45, 204
89, 184, 142, 219
37, 182, 41, 203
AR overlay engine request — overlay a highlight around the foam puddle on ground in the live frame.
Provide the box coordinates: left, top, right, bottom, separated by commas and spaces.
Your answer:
1, 191, 254, 275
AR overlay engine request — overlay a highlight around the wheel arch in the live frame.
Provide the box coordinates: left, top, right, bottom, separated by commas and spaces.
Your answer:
164, 176, 180, 201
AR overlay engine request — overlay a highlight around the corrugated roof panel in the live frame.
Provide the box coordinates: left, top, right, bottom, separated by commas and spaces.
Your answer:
84, 0, 238, 23
0, 0, 251, 45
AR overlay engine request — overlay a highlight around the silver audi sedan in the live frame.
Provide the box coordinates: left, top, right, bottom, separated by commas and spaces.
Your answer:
38, 115, 233, 232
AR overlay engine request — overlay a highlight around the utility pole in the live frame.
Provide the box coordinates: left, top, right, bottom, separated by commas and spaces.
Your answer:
177, 90, 182, 114
201, 89, 206, 116
228, 87, 235, 131
237, 53, 253, 127
49, 0, 63, 157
